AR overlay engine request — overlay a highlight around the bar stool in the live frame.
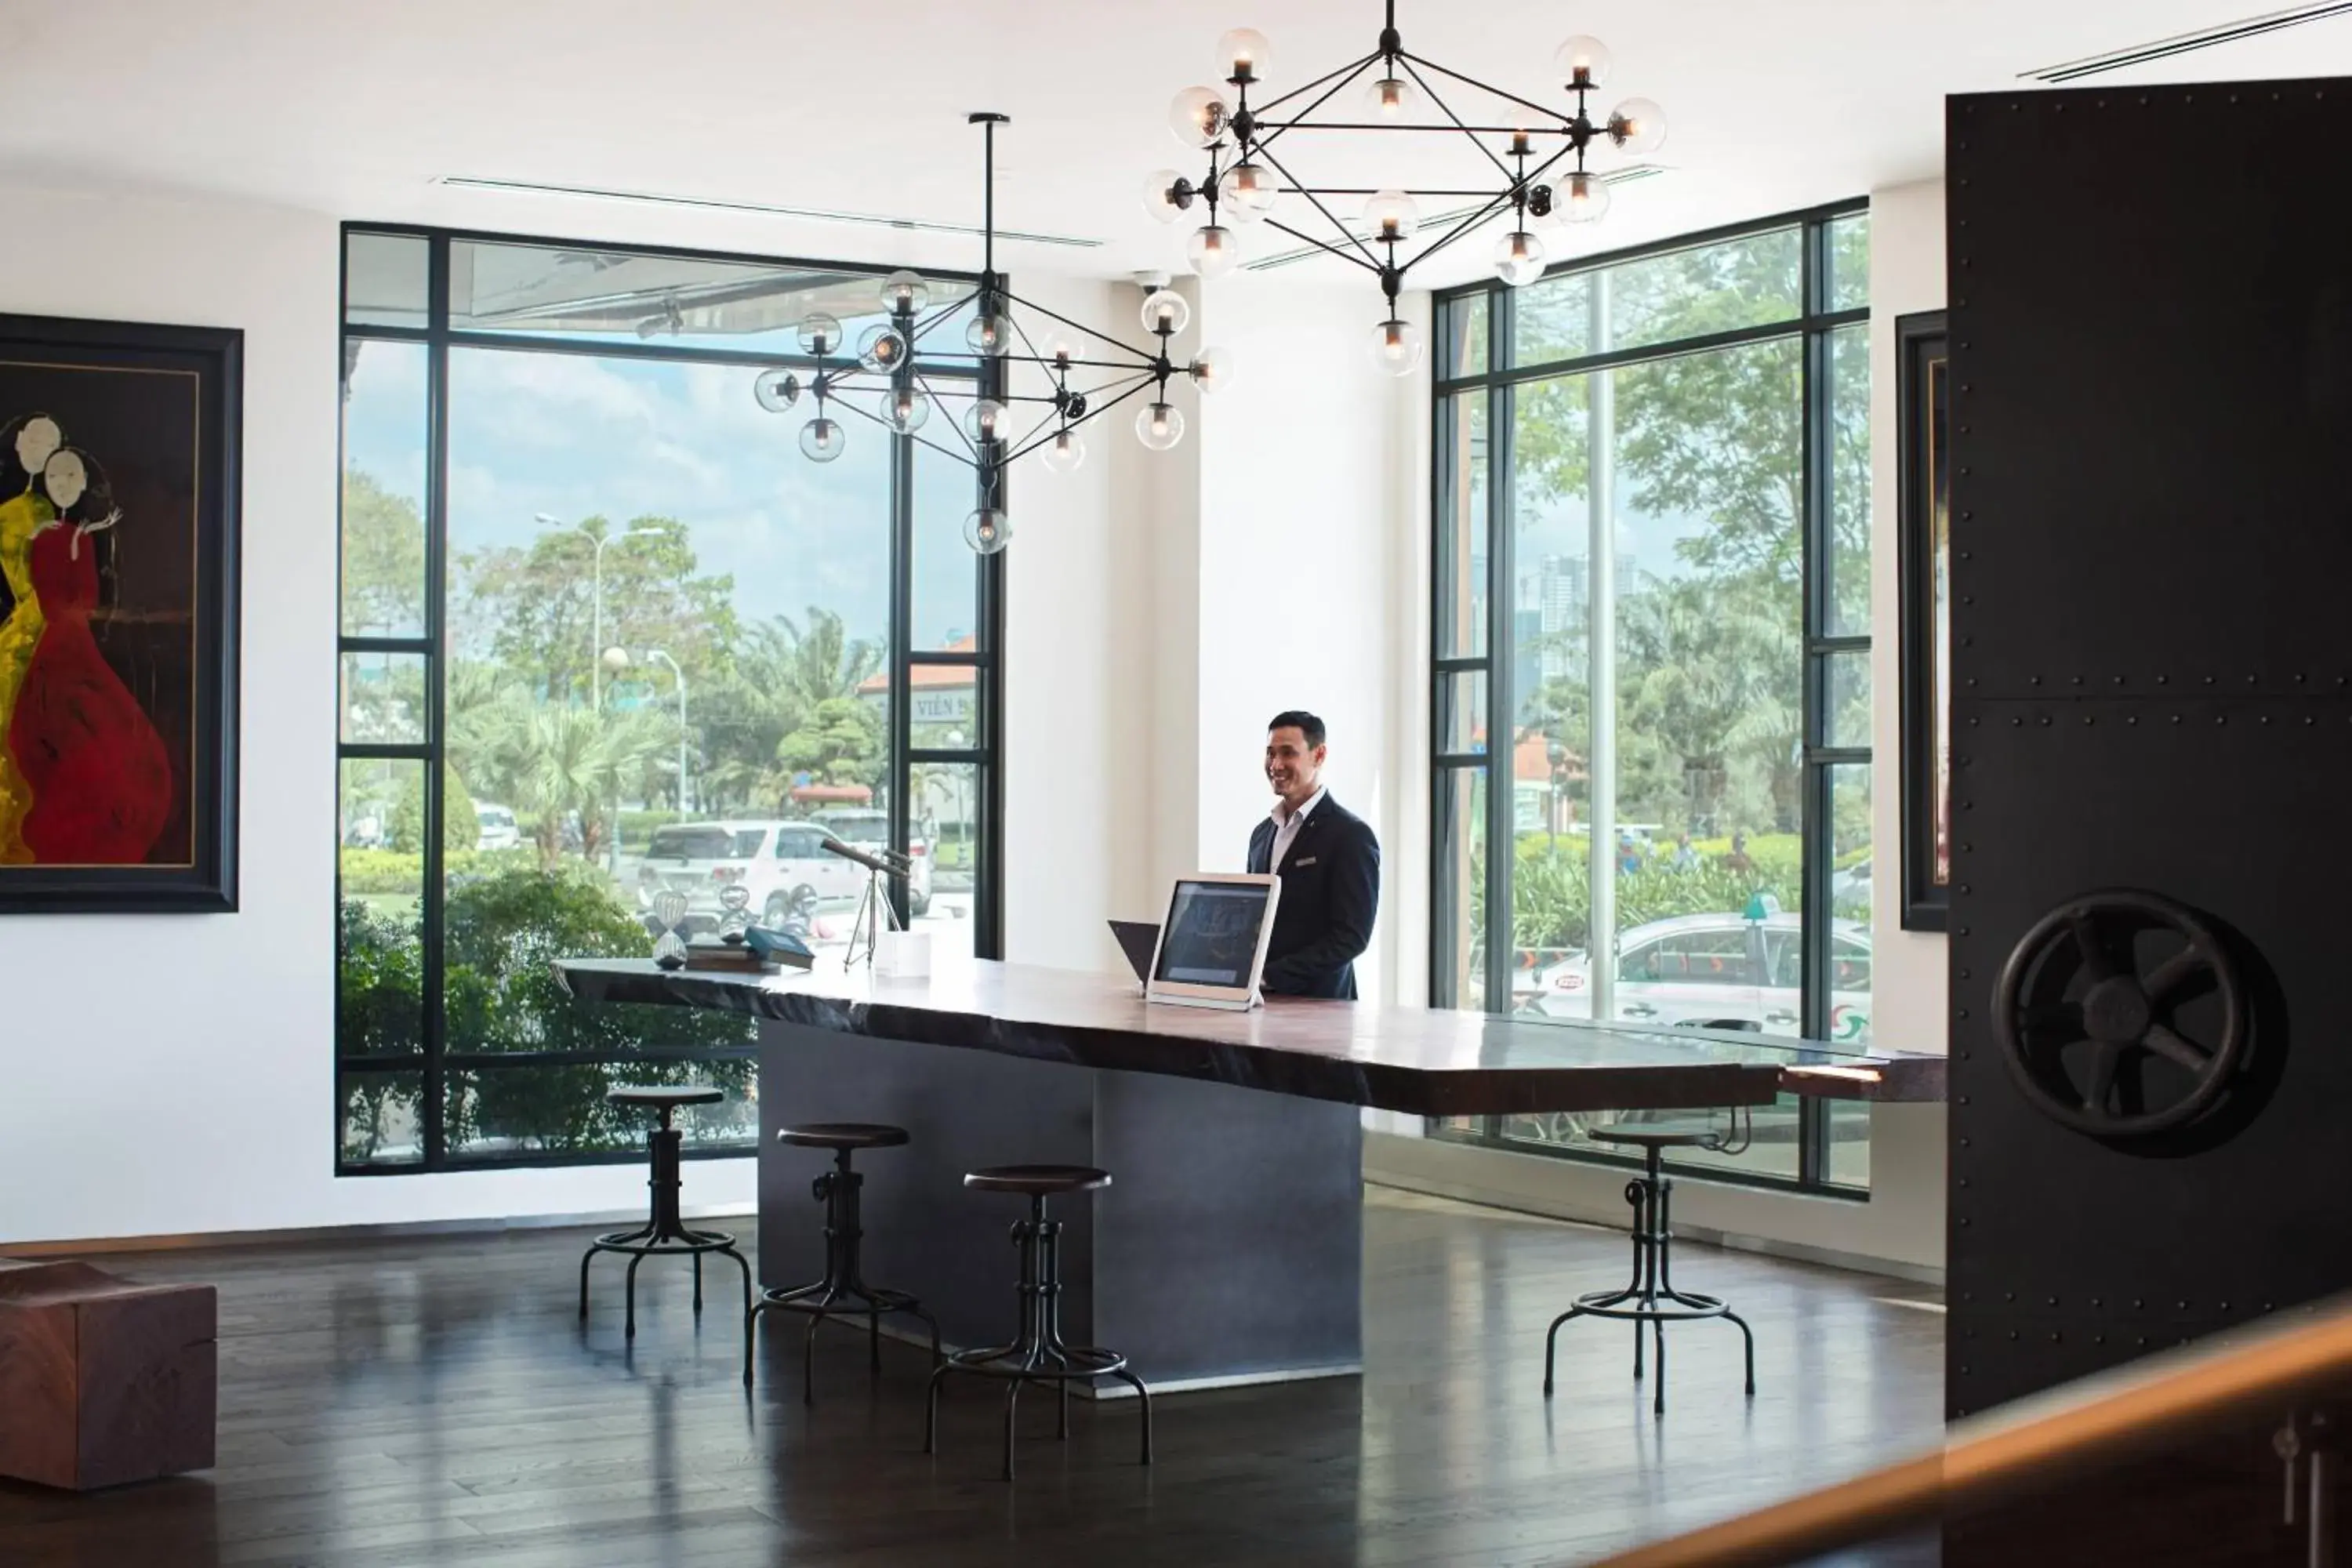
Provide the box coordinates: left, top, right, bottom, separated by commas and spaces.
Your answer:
746, 1123, 940, 1398
1541, 1116, 1757, 1416
924, 1165, 1152, 1481
579, 1086, 750, 1339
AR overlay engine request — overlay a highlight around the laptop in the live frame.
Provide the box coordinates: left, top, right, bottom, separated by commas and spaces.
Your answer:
1109, 919, 1160, 985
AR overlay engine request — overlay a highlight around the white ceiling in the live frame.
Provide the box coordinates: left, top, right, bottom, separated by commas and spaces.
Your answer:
10, 0, 2352, 289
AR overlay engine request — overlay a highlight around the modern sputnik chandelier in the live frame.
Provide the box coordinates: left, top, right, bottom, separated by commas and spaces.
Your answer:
756, 113, 1229, 554
1143, 5, 1664, 374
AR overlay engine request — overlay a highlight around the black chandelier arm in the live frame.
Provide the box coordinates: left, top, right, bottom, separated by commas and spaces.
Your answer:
826, 389, 978, 468
999, 354, 1161, 376
1258, 216, 1386, 275
903, 285, 985, 348
1245, 64, 1385, 165
1000, 373, 1163, 469
1409, 185, 1527, 274
998, 287, 1162, 368
1393, 55, 1519, 185
1243, 47, 1385, 121
912, 368, 987, 463
1396, 48, 1580, 129
1250, 138, 1388, 271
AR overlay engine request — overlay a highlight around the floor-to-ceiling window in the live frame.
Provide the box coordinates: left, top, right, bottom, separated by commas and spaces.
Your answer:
1430, 205, 1871, 1193
336, 227, 1002, 1173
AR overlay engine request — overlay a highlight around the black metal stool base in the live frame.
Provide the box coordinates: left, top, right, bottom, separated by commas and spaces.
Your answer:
924, 1190, 1152, 1480
747, 1142, 939, 1399
1541, 1141, 1756, 1416
580, 1106, 750, 1341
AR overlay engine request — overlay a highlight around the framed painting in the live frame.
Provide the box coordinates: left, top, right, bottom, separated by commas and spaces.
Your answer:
1896, 309, 1948, 933
0, 314, 241, 913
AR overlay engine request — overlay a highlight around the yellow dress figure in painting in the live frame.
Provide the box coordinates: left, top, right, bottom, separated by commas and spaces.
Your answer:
0, 415, 64, 863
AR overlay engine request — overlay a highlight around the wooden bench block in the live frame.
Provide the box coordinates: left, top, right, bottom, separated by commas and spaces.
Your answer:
0, 1258, 216, 1490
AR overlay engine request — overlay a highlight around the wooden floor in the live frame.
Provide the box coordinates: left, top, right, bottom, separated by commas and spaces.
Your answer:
0, 1189, 1945, 1567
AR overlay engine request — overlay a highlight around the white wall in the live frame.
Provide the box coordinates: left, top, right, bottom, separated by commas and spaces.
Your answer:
1363, 181, 1954, 1279
0, 182, 758, 1246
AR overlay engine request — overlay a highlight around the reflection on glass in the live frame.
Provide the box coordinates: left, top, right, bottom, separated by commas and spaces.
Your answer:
340, 652, 426, 745
1439, 670, 1486, 755
345, 233, 430, 330
339, 756, 424, 1060
1437, 767, 1486, 1012
1828, 649, 1871, 750
1439, 395, 1489, 657
1442, 292, 1488, 378
1828, 321, 1871, 637
908, 759, 981, 961
446, 239, 979, 364
341, 1071, 424, 1164
341, 339, 430, 637
1828, 212, 1871, 313
444, 1061, 756, 1160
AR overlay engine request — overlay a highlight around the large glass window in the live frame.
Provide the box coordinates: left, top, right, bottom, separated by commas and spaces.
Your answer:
336, 229, 1000, 1173
1430, 207, 1872, 1193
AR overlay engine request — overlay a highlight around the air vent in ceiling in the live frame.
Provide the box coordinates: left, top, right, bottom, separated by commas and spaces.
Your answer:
437, 176, 1103, 249
1241, 165, 1669, 274
2020, 2, 2352, 82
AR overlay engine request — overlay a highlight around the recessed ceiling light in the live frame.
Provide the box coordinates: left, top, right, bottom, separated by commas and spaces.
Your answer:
437, 176, 1103, 249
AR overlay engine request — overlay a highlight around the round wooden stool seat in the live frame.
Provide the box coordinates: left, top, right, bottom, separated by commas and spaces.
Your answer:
963, 1164, 1112, 1196
607, 1085, 725, 1109
776, 1123, 910, 1151
1585, 1123, 1718, 1149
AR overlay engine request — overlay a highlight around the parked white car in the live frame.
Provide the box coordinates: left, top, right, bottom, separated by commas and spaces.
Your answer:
473, 802, 521, 851
809, 807, 933, 918
1520, 910, 1872, 1044
636, 820, 867, 933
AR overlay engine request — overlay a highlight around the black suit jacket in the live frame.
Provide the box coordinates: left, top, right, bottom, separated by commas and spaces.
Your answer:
1247, 793, 1380, 1000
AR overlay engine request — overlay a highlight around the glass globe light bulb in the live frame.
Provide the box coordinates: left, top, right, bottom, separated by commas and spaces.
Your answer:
1558, 170, 1612, 223
964, 397, 1008, 444
800, 416, 844, 462
966, 310, 1013, 356
1135, 400, 1186, 451
1215, 27, 1273, 83
1364, 74, 1416, 119
1368, 317, 1425, 376
1140, 287, 1192, 337
1493, 229, 1546, 287
1142, 168, 1188, 223
1046, 335, 1077, 370
1041, 428, 1087, 474
1189, 346, 1233, 394
1554, 34, 1613, 88
880, 387, 931, 434
1217, 161, 1278, 224
797, 312, 843, 357
1167, 85, 1232, 148
1362, 190, 1421, 244
753, 368, 801, 412
1187, 224, 1240, 280
880, 269, 930, 314
964, 508, 1012, 555
1607, 97, 1667, 155
856, 322, 909, 373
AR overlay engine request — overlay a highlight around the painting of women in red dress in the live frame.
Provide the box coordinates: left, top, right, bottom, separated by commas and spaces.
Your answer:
0, 311, 231, 909
8, 448, 173, 862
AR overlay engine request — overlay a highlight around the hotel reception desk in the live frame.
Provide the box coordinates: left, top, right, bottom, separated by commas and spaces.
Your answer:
558, 957, 1941, 1392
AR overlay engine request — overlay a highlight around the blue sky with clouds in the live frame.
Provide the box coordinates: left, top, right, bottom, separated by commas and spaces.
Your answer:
343, 339, 981, 652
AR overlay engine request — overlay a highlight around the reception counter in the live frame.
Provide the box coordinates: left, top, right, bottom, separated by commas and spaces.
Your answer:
557, 956, 1941, 1392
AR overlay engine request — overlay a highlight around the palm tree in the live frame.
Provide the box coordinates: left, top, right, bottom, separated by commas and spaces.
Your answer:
460, 688, 663, 867
697, 610, 882, 815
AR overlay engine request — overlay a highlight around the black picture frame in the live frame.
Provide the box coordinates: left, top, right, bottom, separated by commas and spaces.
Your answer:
0, 312, 241, 913
1896, 309, 1948, 932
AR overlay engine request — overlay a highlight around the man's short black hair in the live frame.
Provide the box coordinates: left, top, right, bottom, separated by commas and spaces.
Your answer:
1268, 710, 1327, 749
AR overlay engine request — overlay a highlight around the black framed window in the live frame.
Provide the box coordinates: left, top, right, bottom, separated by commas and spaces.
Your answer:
336, 227, 1004, 1173
1428, 205, 1872, 1195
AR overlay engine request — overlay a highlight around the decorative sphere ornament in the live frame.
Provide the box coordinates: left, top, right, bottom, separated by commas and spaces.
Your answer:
964, 508, 1013, 554
1189, 346, 1233, 394
1143, 169, 1189, 223
1607, 97, 1667, 154
1216, 161, 1278, 224
1493, 229, 1547, 286
856, 322, 909, 373
1369, 317, 1425, 376
1215, 27, 1273, 82
964, 397, 1009, 443
1555, 34, 1613, 88
1167, 85, 1232, 148
880, 386, 931, 434
797, 312, 843, 356
1141, 288, 1192, 337
1135, 400, 1186, 451
1187, 224, 1240, 279
800, 416, 844, 462
1363, 190, 1421, 243
880, 269, 930, 313
966, 310, 1013, 356
753, 368, 801, 412
1041, 428, 1086, 474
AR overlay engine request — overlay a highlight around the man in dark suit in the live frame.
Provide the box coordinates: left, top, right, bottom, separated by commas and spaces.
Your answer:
1247, 711, 1380, 1000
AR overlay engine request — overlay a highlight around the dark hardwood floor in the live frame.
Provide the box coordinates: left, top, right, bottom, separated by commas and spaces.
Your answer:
0, 1188, 1944, 1567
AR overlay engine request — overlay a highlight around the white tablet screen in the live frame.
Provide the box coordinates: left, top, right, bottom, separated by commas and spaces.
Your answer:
1152, 880, 1275, 988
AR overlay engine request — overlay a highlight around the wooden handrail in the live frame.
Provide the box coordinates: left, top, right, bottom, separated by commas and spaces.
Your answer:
1592, 1296, 2352, 1567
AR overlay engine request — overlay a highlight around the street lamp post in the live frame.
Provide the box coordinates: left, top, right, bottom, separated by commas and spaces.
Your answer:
539, 514, 660, 710
643, 648, 690, 815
